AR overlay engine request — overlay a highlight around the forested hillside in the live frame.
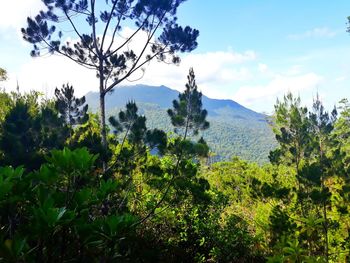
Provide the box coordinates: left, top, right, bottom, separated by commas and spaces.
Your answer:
85, 85, 276, 163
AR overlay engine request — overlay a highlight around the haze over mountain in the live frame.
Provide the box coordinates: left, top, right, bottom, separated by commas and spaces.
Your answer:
85, 84, 277, 163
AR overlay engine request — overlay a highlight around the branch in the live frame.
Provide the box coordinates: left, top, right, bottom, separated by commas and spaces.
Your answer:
70, 5, 92, 16
131, 154, 181, 228
63, 9, 97, 56
124, 12, 166, 71
117, 177, 134, 212
104, 122, 133, 174
40, 37, 97, 69
104, 67, 114, 90
131, 134, 187, 228
106, 47, 170, 93
106, 14, 152, 58
132, 177, 174, 227
105, 14, 123, 55
90, 0, 101, 57
105, 12, 167, 93
100, 0, 119, 53
126, 69, 145, 82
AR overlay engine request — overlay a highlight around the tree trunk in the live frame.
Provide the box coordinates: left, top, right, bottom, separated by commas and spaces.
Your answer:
100, 93, 107, 147
99, 68, 107, 170
100, 93, 107, 146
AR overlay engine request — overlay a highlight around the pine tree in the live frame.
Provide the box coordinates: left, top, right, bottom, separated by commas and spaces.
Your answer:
21, 0, 199, 152
333, 98, 350, 171
109, 102, 145, 144
0, 96, 70, 170
0, 67, 7, 82
168, 68, 209, 139
268, 93, 340, 259
109, 101, 167, 152
0, 102, 40, 170
54, 83, 88, 127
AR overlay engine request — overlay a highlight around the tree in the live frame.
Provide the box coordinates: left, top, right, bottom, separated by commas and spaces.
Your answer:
269, 93, 311, 169
168, 67, 209, 140
68, 113, 108, 166
21, 0, 199, 154
109, 101, 167, 151
54, 83, 88, 127
0, 102, 40, 170
131, 68, 210, 226
109, 101, 147, 146
0, 90, 13, 122
0, 94, 69, 171
0, 68, 7, 82
265, 94, 344, 260
308, 95, 337, 261
332, 98, 350, 172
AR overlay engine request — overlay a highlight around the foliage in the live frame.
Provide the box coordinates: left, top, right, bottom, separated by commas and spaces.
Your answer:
0, 68, 7, 82
109, 101, 167, 152
168, 68, 209, 138
54, 83, 88, 126
0, 93, 69, 171
0, 90, 13, 122
1, 82, 350, 261
255, 93, 349, 261
0, 148, 139, 262
68, 113, 108, 166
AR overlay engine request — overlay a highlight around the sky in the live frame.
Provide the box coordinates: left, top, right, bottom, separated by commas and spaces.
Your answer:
1, 0, 350, 113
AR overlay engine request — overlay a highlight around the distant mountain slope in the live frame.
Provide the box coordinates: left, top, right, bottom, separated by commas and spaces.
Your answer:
85, 84, 276, 163
86, 85, 178, 110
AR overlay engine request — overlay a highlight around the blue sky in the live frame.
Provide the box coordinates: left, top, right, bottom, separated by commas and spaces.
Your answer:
1, 0, 350, 113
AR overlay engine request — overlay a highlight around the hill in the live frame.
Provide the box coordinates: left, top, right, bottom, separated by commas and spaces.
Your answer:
85, 85, 277, 163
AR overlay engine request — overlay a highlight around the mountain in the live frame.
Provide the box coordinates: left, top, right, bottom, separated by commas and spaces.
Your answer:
85, 84, 277, 163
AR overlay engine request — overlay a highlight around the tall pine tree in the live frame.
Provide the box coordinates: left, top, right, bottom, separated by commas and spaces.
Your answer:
168, 68, 209, 140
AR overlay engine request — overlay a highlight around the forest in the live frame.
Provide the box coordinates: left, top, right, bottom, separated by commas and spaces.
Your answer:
1, 67, 350, 262
1, 0, 350, 262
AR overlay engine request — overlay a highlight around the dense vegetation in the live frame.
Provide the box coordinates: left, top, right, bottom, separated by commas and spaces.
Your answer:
1, 65, 350, 262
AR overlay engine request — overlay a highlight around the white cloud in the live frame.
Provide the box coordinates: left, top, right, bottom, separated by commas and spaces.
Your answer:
130, 49, 256, 99
286, 65, 303, 76
335, 76, 346, 82
0, 0, 44, 31
258, 63, 268, 73
233, 73, 323, 107
288, 27, 338, 40
4, 55, 98, 97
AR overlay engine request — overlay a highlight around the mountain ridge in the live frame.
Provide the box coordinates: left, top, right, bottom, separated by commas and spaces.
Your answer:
86, 84, 264, 119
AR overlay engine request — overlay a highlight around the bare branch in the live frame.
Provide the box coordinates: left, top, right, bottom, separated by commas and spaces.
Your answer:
105, 14, 123, 55
106, 13, 152, 58
105, 12, 167, 93
100, 0, 119, 53
63, 9, 97, 57
40, 37, 97, 69
90, 0, 101, 57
